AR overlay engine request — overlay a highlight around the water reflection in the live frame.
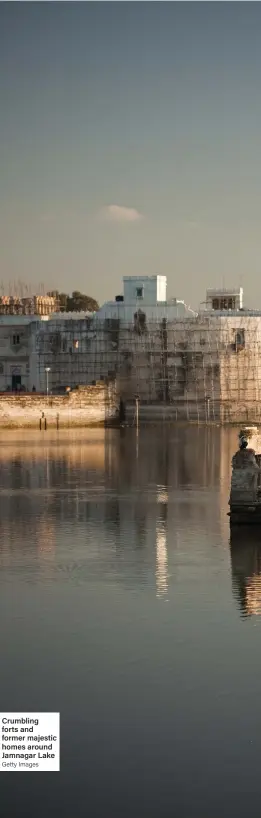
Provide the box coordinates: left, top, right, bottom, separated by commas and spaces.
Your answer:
0, 425, 252, 606
2, 426, 261, 817
230, 530, 261, 617
156, 487, 168, 599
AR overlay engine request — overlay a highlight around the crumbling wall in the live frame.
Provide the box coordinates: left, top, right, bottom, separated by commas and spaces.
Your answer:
31, 313, 261, 424
219, 317, 261, 423
0, 383, 118, 428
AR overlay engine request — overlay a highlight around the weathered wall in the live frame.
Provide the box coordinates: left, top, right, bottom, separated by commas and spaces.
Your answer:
219, 317, 261, 423
2, 312, 261, 425
117, 315, 261, 423
0, 383, 118, 428
117, 317, 221, 416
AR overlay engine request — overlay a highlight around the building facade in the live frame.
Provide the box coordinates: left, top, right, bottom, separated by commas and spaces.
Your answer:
0, 280, 261, 424
0, 316, 40, 392
96, 275, 195, 322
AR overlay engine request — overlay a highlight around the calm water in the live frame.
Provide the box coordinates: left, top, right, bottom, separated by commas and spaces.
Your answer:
0, 425, 261, 817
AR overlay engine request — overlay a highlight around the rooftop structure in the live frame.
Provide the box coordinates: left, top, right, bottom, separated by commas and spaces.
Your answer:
204, 287, 243, 312
96, 275, 195, 322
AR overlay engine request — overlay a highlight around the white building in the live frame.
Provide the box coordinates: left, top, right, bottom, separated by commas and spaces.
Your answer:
0, 315, 48, 393
95, 275, 195, 322
2, 280, 259, 417
0, 312, 95, 393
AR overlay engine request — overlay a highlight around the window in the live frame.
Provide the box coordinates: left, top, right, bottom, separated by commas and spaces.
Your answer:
212, 299, 219, 310
234, 329, 245, 349
12, 334, 20, 345
136, 287, 143, 299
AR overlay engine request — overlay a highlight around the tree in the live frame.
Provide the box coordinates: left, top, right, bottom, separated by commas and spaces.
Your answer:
48, 291, 99, 313
58, 293, 69, 311
67, 291, 99, 313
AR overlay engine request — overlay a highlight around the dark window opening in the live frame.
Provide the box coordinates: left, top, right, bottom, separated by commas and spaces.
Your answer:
12, 334, 20, 345
134, 310, 147, 334
12, 374, 21, 391
228, 298, 236, 309
212, 297, 236, 311
235, 329, 245, 349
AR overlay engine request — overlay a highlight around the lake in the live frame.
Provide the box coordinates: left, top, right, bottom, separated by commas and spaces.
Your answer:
0, 425, 261, 817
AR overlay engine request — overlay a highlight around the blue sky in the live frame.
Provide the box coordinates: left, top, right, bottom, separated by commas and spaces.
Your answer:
1, 2, 261, 308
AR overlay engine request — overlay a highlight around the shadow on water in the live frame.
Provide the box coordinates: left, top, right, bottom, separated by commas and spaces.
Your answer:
230, 527, 261, 617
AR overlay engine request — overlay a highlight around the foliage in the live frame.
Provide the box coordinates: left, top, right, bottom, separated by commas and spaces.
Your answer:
48, 291, 99, 313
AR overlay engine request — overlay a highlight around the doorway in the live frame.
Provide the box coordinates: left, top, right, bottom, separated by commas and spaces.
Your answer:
12, 374, 21, 391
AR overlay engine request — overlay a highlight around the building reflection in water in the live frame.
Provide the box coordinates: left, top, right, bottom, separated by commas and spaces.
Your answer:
38, 518, 56, 558
0, 425, 241, 598
230, 531, 261, 617
156, 487, 168, 599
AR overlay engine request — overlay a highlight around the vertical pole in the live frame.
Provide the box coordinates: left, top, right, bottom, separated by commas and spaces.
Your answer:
135, 396, 139, 460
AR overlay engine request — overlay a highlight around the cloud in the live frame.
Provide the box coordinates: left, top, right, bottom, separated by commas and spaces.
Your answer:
102, 204, 143, 223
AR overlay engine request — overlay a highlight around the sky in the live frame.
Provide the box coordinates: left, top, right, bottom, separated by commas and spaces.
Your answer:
1, 2, 261, 310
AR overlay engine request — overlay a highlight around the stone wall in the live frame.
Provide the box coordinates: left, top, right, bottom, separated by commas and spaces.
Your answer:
0, 383, 118, 428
